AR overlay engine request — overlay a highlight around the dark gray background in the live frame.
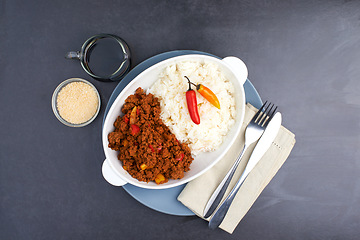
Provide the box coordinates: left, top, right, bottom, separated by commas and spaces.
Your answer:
1, 0, 359, 239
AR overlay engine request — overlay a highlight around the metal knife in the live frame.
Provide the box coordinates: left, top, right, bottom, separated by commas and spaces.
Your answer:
208, 112, 282, 229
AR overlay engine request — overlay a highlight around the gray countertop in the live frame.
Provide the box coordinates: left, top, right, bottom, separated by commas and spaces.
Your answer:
1, 0, 359, 239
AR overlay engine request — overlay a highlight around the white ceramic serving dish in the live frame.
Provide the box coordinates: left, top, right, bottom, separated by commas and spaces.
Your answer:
102, 54, 248, 189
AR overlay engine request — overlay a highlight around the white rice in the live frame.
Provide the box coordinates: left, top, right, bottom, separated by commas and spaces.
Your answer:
148, 61, 236, 155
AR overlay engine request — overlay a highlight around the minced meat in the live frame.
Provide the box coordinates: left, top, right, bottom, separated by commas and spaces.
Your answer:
108, 87, 194, 184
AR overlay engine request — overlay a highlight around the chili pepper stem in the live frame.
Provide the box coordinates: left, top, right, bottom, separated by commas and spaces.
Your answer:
184, 76, 199, 89
184, 76, 194, 90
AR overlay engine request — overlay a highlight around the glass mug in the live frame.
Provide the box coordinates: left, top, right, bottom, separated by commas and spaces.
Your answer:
66, 34, 131, 82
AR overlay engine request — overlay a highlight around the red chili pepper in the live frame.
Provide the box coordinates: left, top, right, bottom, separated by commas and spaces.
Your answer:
185, 77, 200, 125
185, 76, 220, 109
130, 124, 140, 136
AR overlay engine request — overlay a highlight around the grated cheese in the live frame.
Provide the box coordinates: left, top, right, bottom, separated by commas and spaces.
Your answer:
56, 82, 99, 124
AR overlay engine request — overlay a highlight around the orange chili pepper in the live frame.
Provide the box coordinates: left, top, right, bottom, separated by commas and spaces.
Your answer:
184, 76, 220, 109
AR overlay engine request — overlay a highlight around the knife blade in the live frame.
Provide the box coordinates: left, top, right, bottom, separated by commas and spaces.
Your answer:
208, 112, 282, 229
236, 111, 282, 181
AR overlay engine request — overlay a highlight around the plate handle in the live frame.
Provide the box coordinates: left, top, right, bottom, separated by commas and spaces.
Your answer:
222, 56, 248, 85
102, 159, 127, 186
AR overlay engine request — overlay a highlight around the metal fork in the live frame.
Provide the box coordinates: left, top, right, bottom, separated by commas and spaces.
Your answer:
203, 101, 277, 220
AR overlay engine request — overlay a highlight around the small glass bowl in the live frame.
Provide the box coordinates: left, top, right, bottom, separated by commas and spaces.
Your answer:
52, 78, 101, 127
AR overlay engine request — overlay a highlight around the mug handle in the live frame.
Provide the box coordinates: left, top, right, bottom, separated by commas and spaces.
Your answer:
102, 159, 127, 186
65, 51, 82, 60
222, 56, 248, 85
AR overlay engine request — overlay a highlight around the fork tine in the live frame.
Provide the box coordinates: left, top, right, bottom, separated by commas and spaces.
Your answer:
252, 101, 268, 122
270, 106, 278, 118
263, 105, 278, 127
258, 102, 273, 126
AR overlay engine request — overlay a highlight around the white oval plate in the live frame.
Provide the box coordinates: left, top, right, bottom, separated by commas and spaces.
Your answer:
102, 54, 248, 189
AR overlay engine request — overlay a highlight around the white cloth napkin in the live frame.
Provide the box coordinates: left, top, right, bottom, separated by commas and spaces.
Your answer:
178, 104, 296, 234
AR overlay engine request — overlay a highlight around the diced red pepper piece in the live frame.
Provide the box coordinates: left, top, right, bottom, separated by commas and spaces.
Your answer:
157, 146, 162, 153
130, 124, 140, 136
176, 153, 184, 161
124, 116, 129, 124
136, 107, 140, 115
149, 144, 155, 153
